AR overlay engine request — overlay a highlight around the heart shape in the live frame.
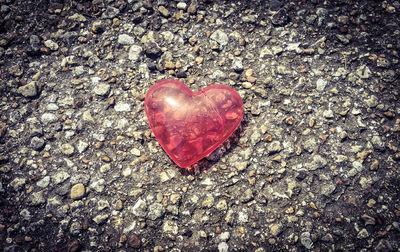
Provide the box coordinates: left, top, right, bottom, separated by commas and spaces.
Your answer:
144, 79, 244, 168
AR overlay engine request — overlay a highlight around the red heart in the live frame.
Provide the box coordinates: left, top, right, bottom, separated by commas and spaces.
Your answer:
145, 79, 244, 168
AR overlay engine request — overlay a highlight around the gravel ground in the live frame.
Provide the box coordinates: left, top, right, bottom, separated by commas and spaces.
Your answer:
1, 0, 400, 251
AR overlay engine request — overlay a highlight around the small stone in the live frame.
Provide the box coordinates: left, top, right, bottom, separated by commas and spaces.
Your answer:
316, 78, 327, 92
40, 113, 58, 125
210, 30, 229, 47
103, 6, 120, 19
147, 203, 165, 220
31, 137, 45, 151
76, 141, 89, 154
270, 223, 282, 236
357, 228, 369, 239
93, 83, 110, 96
177, 2, 187, 10
308, 155, 328, 170
29, 191, 45, 206
128, 234, 141, 249
118, 34, 135, 45
218, 242, 229, 252
61, 143, 75, 156
187, 4, 197, 14
268, 141, 281, 154
114, 102, 131, 112
234, 161, 248, 171
356, 65, 371, 79
131, 198, 147, 217
37, 176, 50, 188
70, 183, 85, 200
323, 110, 334, 119
9, 177, 26, 191
90, 179, 105, 193
158, 6, 170, 17
18, 81, 38, 97
232, 58, 244, 72
300, 232, 313, 249
44, 40, 59, 51
128, 45, 143, 62
371, 135, 385, 151
163, 220, 178, 234
215, 199, 228, 211
202, 196, 215, 208
370, 159, 379, 170
92, 214, 109, 224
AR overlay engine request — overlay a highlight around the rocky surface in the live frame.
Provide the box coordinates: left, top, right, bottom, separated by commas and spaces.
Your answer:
1, 0, 400, 251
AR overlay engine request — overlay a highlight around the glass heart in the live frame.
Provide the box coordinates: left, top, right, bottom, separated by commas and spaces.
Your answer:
145, 79, 244, 168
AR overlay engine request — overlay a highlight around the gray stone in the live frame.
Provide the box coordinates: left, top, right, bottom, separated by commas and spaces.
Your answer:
131, 198, 147, 217
303, 138, 317, 153
240, 188, 254, 203
53, 171, 70, 184
232, 58, 243, 72
306, 14, 317, 24
364, 95, 378, 108
163, 220, 178, 234
40, 113, 58, 124
75, 140, 89, 154
118, 34, 135, 45
147, 202, 165, 220
97, 199, 110, 211
93, 83, 111, 96
18, 81, 38, 97
31, 136, 45, 151
61, 143, 75, 156
218, 242, 229, 252
29, 35, 41, 52
321, 182, 336, 196
300, 232, 313, 249
20, 209, 31, 221
376, 57, 390, 68
128, 45, 143, 62
219, 232, 230, 241
336, 34, 350, 45
44, 40, 59, 51
210, 30, 229, 47
323, 110, 334, 119
9, 177, 26, 191
70, 221, 82, 235
357, 228, 369, 239
308, 155, 327, 170
29, 191, 46, 206
158, 6, 170, 17
90, 179, 105, 193
37, 176, 51, 188
316, 78, 327, 92
371, 135, 385, 151
114, 102, 131, 112
356, 65, 371, 79
93, 214, 109, 224
177, 2, 187, 10
103, 6, 120, 19
268, 141, 282, 154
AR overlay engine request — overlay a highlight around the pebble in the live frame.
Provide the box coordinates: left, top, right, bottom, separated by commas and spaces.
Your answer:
93, 83, 111, 96
92, 214, 109, 224
268, 141, 282, 154
70, 183, 85, 199
75, 140, 89, 154
37, 176, 50, 188
232, 58, 244, 72
17, 81, 38, 97
118, 34, 135, 45
44, 40, 59, 51
323, 110, 334, 119
316, 78, 327, 92
308, 155, 328, 170
131, 198, 147, 217
177, 2, 187, 10
215, 199, 228, 211
103, 6, 120, 19
270, 223, 282, 236
218, 242, 229, 252
158, 6, 170, 17
40, 113, 58, 124
114, 102, 131, 112
210, 30, 229, 47
90, 179, 105, 193
162, 220, 178, 234
202, 196, 215, 208
357, 228, 369, 239
31, 136, 45, 151
128, 234, 141, 248
29, 191, 46, 206
147, 203, 165, 220
300, 232, 313, 249
128, 45, 143, 62
61, 143, 75, 156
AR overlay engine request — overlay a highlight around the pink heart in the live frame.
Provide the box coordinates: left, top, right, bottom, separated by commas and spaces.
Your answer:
144, 79, 244, 168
